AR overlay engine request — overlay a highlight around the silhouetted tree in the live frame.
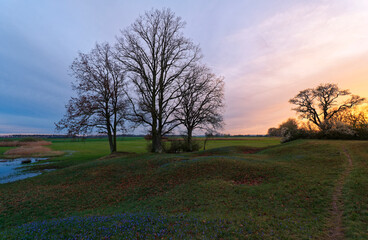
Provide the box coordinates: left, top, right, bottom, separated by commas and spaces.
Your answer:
56, 43, 127, 153
289, 83, 365, 131
267, 127, 281, 137
116, 8, 200, 153
175, 65, 224, 151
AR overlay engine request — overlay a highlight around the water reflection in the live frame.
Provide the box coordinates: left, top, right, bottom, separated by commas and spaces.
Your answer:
0, 158, 53, 184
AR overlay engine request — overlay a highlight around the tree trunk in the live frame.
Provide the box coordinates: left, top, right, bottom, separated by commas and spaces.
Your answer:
112, 111, 117, 153
187, 128, 193, 152
106, 116, 116, 153
151, 116, 163, 153
152, 131, 163, 153
112, 129, 117, 153
107, 131, 115, 153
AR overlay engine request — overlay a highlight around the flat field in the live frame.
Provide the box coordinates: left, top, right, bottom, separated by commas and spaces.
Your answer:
0, 137, 367, 239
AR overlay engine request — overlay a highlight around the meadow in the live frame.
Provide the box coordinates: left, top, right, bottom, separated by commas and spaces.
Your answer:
0, 137, 367, 239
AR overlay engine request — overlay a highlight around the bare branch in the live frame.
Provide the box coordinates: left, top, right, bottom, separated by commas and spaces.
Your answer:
289, 83, 366, 130
174, 64, 225, 151
56, 42, 128, 153
115, 8, 201, 153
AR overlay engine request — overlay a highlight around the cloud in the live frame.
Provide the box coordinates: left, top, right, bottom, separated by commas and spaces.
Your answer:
0, 114, 54, 134
218, 0, 368, 134
1, 0, 368, 135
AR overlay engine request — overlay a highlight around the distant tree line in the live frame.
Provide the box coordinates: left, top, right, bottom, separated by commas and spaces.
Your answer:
268, 83, 367, 142
56, 9, 224, 153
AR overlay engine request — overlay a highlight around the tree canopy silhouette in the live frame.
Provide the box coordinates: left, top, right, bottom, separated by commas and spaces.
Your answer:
56, 43, 127, 153
289, 83, 365, 130
175, 64, 224, 151
116, 8, 201, 153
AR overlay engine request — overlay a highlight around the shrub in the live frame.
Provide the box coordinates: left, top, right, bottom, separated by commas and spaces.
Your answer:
270, 114, 368, 142
167, 140, 184, 153
279, 119, 302, 143
146, 142, 168, 153
166, 139, 200, 153
183, 140, 201, 152
323, 121, 356, 139
355, 124, 368, 139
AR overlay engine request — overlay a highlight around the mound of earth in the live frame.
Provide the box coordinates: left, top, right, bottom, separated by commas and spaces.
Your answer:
195, 146, 263, 156
98, 151, 135, 160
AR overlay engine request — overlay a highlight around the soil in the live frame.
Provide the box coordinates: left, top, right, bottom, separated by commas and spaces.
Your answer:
326, 148, 353, 240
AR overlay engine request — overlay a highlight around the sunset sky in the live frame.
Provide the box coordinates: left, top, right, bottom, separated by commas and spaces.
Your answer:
1, 0, 368, 135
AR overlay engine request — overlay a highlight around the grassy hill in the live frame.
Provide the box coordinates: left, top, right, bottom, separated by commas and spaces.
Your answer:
0, 138, 367, 239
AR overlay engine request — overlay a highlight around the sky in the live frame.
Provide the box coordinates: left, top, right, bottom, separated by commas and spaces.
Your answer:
1, 0, 368, 135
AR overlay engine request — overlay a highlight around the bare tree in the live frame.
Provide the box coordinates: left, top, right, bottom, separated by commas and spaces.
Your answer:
289, 83, 365, 130
56, 43, 127, 153
175, 65, 224, 151
115, 8, 200, 153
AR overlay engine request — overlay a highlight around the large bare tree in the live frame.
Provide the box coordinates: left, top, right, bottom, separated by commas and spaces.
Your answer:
289, 83, 365, 130
116, 8, 200, 153
56, 43, 127, 153
175, 65, 224, 151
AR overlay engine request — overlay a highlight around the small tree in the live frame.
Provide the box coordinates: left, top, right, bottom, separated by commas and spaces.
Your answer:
175, 65, 224, 151
56, 43, 127, 153
289, 83, 365, 131
279, 118, 301, 143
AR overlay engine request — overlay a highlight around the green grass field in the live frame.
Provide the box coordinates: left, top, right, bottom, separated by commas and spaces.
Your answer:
0, 137, 367, 239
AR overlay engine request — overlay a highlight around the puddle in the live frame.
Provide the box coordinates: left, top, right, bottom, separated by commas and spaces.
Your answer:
64, 150, 76, 157
0, 158, 54, 184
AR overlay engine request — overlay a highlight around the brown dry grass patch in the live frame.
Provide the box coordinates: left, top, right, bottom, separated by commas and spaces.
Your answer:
0, 141, 21, 147
0, 140, 51, 147
4, 141, 63, 157
22, 140, 52, 146
5, 146, 51, 155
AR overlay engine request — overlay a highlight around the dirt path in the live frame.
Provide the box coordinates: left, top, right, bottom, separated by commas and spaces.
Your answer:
327, 147, 353, 240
